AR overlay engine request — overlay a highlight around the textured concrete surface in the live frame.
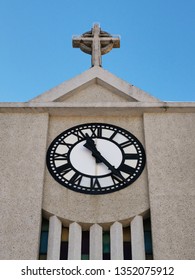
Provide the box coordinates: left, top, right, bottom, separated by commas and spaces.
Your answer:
0, 113, 48, 259
131, 216, 145, 260
47, 216, 62, 260
29, 66, 159, 103
110, 222, 124, 260
144, 113, 195, 259
90, 224, 103, 260
68, 222, 82, 260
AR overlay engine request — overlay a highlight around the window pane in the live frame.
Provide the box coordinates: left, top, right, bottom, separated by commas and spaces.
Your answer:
81, 231, 89, 260
39, 218, 49, 257
143, 217, 153, 259
103, 232, 110, 259
60, 241, 68, 260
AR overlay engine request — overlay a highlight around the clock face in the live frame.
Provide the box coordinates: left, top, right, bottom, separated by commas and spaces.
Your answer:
46, 123, 146, 194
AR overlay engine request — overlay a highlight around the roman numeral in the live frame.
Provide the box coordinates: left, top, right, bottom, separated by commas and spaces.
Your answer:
56, 163, 72, 175
118, 163, 135, 175
90, 178, 101, 189
60, 140, 73, 149
120, 140, 133, 148
72, 130, 86, 141
111, 174, 123, 184
70, 172, 83, 185
109, 130, 118, 140
124, 153, 139, 160
54, 153, 68, 160
97, 127, 102, 137
90, 127, 102, 137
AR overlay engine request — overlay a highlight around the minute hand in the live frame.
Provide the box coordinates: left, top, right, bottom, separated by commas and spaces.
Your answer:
83, 134, 102, 163
84, 136, 123, 179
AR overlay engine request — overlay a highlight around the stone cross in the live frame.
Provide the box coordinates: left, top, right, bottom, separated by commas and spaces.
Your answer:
72, 24, 120, 67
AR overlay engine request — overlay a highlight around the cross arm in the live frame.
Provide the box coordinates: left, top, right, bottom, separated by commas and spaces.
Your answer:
72, 36, 120, 48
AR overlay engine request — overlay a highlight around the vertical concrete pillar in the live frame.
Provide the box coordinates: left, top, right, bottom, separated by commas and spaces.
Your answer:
110, 222, 124, 260
90, 224, 102, 260
131, 215, 145, 260
68, 222, 82, 260
47, 215, 62, 260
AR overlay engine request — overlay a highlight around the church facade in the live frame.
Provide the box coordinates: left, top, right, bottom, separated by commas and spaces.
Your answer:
0, 25, 195, 260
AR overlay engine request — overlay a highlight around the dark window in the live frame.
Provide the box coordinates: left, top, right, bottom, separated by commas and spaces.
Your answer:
81, 231, 89, 260
123, 226, 131, 260
144, 217, 153, 260
39, 218, 49, 260
60, 227, 69, 260
103, 231, 110, 260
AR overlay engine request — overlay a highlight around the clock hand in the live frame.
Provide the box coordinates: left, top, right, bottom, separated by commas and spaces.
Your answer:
84, 134, 123, 180
84, 133, 102, 163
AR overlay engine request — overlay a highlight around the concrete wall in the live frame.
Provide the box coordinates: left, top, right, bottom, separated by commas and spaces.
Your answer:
0, 113, 48, 259
144, 113, 195, 259
0, 110, 195, 260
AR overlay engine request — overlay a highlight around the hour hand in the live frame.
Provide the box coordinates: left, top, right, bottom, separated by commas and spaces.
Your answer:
84, 134, 102, 163
83, 134, 124, 180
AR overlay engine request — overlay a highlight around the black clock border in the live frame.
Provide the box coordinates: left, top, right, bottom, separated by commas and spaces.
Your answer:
46, 122, 146, 195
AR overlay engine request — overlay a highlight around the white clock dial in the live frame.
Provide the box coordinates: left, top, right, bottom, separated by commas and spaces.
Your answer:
70, 139, 123, 176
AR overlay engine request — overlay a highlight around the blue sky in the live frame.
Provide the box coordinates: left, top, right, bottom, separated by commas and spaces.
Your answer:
0, 0, 194, 102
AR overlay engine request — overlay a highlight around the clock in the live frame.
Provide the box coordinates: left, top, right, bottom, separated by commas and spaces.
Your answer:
46, 123, 146, 194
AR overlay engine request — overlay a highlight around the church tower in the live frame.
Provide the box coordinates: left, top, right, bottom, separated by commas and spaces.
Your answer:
0, 24, 195, 260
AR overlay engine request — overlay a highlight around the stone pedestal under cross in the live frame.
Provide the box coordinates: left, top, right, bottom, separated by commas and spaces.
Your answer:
72, 24, 120, 67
